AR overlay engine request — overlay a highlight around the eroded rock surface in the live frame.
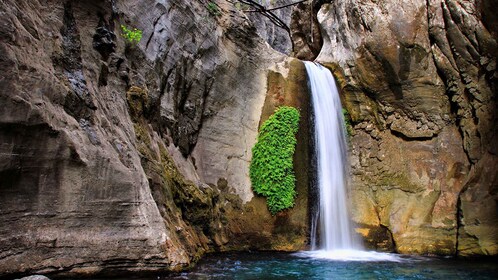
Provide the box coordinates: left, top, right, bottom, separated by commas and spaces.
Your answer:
1, 0, 496, 277
246, 0, 294, 55
0, 0, 310, 277
317, 0, 497, 255
289, 0, 324, 61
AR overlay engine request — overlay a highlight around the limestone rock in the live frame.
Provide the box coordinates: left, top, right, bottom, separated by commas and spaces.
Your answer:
0, 0, 308, 277
317, 0, 497, 255
236, 59, 312, 250
457, 151, 498, 256
290, 1, 324, 61
246, 0, 293, 54
349, 127, 469, 255
0, 0, 185, 275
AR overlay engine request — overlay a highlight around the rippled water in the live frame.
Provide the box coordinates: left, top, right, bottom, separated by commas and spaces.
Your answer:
162, 251, 498, 280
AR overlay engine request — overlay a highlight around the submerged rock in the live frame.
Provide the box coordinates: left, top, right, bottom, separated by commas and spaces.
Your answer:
15, 276, 51, 280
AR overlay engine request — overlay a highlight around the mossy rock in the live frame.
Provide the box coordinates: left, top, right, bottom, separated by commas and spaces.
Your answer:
126, 85, 148, 120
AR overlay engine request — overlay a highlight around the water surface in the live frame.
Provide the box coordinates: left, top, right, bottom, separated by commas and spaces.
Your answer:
164, 251, 498, 280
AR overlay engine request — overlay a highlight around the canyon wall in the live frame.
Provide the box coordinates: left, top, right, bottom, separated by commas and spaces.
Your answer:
0, 0, 496, 277
0, 0, 310, 277
316, 0, 497, 255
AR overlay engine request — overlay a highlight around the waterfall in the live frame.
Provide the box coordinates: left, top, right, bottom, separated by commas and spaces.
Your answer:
304, 61, 361, 251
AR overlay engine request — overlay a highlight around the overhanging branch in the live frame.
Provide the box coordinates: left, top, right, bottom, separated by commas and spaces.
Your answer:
244, 0, 309, 12
234, 0, 313, 34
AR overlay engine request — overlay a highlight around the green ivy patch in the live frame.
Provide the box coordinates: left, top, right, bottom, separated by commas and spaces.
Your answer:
249, 106, 300, 215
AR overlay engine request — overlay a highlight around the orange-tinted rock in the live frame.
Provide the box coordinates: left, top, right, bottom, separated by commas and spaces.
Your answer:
317, 0, 497, 256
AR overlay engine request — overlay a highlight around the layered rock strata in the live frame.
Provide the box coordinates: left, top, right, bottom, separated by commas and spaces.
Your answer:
0, 0, 311, 277
317, 0, 497, 255
1, 0, 496, 277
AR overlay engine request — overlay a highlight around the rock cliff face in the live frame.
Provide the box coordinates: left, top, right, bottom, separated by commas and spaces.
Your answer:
0, 0, 496, 276
0, 0, 311, 277
316, 0, 497, 255
247, 0, 294, 55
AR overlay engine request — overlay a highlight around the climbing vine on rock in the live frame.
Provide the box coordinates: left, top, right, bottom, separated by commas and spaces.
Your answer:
249, 106, 300, 215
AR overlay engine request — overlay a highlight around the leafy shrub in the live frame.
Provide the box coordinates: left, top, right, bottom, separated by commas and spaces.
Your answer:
249, 106, 300, 215
207, 2, 221, 16
120, 25, 142, 45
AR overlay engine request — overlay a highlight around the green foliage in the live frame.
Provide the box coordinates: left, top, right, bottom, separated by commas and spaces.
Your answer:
120, 25, 142, 45
342, 108, 353, 137
207, 2, 221, 16
250, 106, 300, 215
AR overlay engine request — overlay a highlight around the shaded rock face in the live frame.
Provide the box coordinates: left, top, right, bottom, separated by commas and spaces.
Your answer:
246, 0, 294, 54
241, 59, 312, 251
0, 1, 174, 275
289, 1, 324, 61
246, 0, 325, 60
0, 0, 310, 277
317, 0, 497, 255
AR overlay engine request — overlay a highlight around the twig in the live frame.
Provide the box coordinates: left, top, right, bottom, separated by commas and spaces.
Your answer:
244, 0, 309, 12
236, 0, 307, 33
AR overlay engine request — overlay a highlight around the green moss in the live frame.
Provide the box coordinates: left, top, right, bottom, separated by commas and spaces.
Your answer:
126, 86, 148, 121
374, 172, 423, 193
342, 108, 353, 137
206, 2, 221, 16
158, 144, 185, 186
133, 122, 153, 158
249, 106, 300, 215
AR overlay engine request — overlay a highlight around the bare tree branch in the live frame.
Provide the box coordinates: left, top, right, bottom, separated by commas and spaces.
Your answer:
244, 0, 309, 12
234, 0, 312, 34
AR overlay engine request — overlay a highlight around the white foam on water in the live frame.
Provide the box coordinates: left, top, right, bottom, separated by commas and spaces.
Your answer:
295, 249, 406, 262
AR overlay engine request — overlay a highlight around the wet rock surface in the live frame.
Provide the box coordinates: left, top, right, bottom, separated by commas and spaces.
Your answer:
317, 0, 497, 256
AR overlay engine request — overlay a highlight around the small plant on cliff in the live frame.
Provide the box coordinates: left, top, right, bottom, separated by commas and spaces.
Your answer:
120, 25, 142, 45
249, 106, 300, 215
342, 108, 353, 137
207, 2, 221, 17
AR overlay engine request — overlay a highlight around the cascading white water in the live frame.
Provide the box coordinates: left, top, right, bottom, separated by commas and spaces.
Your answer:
304, 61, 361, 251
296, 62, 402, 261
